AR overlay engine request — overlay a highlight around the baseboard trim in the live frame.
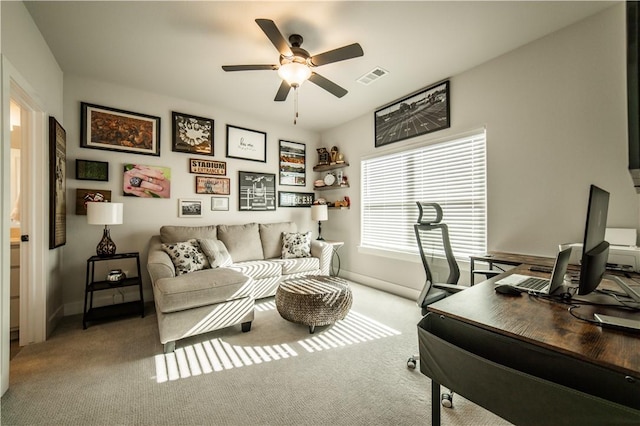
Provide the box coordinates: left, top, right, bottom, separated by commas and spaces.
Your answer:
339, 269, 420, 302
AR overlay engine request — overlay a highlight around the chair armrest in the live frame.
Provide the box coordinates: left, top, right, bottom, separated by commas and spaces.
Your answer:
311, 240, 332, 276
473, 269, 502, 278
147, 235, 175, 284
432, 283, 466, 293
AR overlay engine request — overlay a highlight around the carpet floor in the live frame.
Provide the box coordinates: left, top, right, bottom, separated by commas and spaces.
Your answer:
1, 281, 511, 425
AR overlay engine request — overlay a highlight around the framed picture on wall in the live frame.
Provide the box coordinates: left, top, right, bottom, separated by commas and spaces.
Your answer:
211, 197, 229, 211
123, 164, 171, 198
238, 171, 276, 211
189, 158, 226, 176
279, 140, 306, 186
49, 117, 67, 248
178, 199, 203, 218
76, 159, 109, 181
195, 176, 230, 195
172, 111, 214, 156
226, 125, 267, 162
75, 189, 112, 215
278, 191, 314, 208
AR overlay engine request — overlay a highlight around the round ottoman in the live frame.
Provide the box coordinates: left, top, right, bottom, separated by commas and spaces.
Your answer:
275, 276, 353, 333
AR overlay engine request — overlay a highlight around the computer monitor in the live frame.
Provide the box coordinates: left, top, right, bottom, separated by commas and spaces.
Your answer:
577, 185, 610, 296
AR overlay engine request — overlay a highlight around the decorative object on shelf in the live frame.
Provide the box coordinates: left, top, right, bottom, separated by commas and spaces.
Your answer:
76, 159, 109, 181
195, 176, 230, 195
311, 203, 328, 240
314, 179, 325, 188
238, 171, 276, 211
332, 196, 351, 208
189, 158, 226, 175
278, 191, 315, 208
374, 80, 450, 148
211, 197, 229, 211
49, 116, 67, 249
178, 199, 203, 217
226, 125, 267, 162
279, 140, 306, 186
87, 202, 123, 257
337, 152, 345, 164
317, 147, 330, 165
76, 188, 112, 215
340, 174, 349, 187
123, 164, 171, 198
323, 173, 336, 187
106, 269, 126, 283
330, 146, 339, 164
172, 111, 214, 156
80, 102, 161, 156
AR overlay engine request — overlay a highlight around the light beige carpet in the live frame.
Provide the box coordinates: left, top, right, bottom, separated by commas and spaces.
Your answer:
1, 281, 510, 425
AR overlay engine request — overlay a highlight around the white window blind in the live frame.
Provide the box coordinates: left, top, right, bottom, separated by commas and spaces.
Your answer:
361, 131, 487, 260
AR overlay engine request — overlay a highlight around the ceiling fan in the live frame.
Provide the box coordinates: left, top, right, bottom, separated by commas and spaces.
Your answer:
222, 19, 364, 103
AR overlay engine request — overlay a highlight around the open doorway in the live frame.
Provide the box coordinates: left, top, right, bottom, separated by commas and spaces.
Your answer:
9, 99, 23, 357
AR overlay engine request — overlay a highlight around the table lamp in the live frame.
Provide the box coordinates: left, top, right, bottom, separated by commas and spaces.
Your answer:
311, 204, 328, 240
87, 202, 123, 257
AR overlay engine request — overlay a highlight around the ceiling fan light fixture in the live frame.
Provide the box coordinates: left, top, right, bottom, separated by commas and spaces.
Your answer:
278, 62, 312, 87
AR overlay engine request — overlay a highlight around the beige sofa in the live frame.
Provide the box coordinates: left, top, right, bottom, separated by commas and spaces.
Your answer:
147, 222, 332, 352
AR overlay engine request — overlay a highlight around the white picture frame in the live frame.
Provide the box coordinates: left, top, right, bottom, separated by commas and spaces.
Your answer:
211, 197, 229, 211
178, 198, 203, 217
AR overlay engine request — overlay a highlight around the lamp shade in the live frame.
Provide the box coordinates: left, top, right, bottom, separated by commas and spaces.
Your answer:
87, 202, 123, 225
311, 204, 328, 222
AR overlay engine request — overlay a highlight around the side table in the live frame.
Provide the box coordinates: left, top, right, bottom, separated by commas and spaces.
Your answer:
83, 252, 144, 329
323, 240, 344, 276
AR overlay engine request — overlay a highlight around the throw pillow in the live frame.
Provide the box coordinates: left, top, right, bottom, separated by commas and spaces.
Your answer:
281, 232, 312, 259
161, 239, 210, 275
198, 238, 233, 268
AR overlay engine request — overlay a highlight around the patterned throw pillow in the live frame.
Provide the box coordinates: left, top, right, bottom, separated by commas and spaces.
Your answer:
281, 232, 312, 259
161, 239, 209, 275
198, 238, 233, 268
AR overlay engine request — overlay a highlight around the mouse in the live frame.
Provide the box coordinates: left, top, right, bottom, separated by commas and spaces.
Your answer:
494, 284, 522, 296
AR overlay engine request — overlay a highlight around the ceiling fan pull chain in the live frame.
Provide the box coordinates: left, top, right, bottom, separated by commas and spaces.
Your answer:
294, 86, 299, 125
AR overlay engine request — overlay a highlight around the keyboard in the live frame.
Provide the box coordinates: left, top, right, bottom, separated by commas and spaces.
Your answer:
515, 277, 549, 291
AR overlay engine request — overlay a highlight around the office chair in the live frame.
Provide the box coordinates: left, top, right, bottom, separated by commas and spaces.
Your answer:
407, 202, 500, 407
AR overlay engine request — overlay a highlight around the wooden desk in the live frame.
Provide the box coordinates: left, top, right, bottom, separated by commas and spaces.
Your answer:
419, 265, 640, 425
469, 251, 555, 285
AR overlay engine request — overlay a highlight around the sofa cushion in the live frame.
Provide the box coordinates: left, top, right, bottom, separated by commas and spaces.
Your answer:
217, 223, 264, 262
227, 260, 282, 280
161, 239, 210, 275
160, 225, 217, 244
273, 257, 321, 275
198, 238, 233, 268
281, 231, 312, 259
154, 268, 251, 313
259, 222, 297, 259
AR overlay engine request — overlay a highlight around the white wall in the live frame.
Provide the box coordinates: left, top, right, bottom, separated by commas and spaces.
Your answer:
321, 4, 639, 295
62, 75, 320, 313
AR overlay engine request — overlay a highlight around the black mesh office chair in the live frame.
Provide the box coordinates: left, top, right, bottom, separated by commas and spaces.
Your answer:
407, 202, 499, 407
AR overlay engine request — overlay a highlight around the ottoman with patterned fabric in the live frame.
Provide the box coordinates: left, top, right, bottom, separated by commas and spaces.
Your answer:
275, 275, 353, 333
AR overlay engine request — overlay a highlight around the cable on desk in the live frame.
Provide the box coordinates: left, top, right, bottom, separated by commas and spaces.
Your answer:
567, 305, 600, 325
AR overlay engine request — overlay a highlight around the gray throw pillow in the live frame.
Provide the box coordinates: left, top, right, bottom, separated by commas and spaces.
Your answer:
160, 225, 217, 244
161, 239, 210, 275
198, 239, 233, 268
217, 223, 264, 262
259, 222, 297, 259
281, 232, 312, 259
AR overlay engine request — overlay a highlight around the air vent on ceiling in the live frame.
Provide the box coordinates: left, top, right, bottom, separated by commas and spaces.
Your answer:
357, 67, 389, 85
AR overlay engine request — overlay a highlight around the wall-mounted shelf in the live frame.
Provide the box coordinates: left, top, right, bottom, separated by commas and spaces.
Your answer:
314, 183, 350, 191
313, 162, 349, 172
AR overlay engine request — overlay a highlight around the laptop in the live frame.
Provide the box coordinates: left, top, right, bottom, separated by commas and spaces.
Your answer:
495, 247, 572, 294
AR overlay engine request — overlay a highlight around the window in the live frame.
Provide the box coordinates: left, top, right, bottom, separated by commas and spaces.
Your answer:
361, 131, 486, 261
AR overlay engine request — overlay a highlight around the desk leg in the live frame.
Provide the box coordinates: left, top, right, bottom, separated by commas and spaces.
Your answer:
432, 380, 441, 426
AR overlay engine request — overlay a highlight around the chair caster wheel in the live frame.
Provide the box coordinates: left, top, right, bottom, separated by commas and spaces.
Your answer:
441, 392, 453, 408
407, 357, 417, 369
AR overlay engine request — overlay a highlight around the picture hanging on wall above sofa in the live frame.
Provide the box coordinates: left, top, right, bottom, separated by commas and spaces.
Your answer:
374, 80, 450, 148
238, 171, 276, 211
123, 164, 171, 198
172, 111, 214, 156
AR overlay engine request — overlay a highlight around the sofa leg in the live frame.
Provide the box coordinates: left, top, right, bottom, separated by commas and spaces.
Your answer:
241, 321, 252, 332
164, 341, 176, 353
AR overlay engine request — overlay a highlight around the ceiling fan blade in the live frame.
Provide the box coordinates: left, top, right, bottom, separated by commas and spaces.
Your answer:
310, 43, 364, 67
274, 81, 291, 101
222, 64, 278, 72
308, 72, 348, 98
255, 19, 293, 57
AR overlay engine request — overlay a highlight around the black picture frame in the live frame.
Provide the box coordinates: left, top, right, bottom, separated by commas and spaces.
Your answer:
374, 80, 450, 148
195, 176, 231, 195
80, 102, 161, 156
279, 140, 306, 186
238, 171, 276, 211
278, 191, 315, 208
172, 111, 214, 156
226, 125, 267, 162
189, 158, 226, 175
49, 117, 66, 249
76, 159, 109, 181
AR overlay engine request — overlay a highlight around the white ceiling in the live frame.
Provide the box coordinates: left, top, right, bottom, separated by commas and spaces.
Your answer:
25, 1, 614, 132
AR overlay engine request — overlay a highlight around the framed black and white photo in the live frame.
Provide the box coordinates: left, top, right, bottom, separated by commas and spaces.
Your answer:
211, 197, 229, 211
374, 80, 450, 148
76, 159, 109, 181
238, 171, 276, 211
81, 102, 161, 156
279, 140, 306, 186
172, 112, 214, 156
278, 191, 314, 208
178, 198, 203, 218
226, 125, 267, 162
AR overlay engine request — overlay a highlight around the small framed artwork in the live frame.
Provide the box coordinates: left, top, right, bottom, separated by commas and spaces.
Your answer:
374, 80, 450, 148
279, 140, 306, 186
189, 158, 226, 176
178, 199, 203, 218
75, 189, 112, 215
238, 171, 276, 211
211, 197, 230, 211
49, 117, 66, 249
123, 164, 171, 198
81, 102, 161, 156
226, 125, 267, 162
172, 112, 214, 156
278, 191, 314, 208
76, 159, 109, 181
195, 176, 231, 195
